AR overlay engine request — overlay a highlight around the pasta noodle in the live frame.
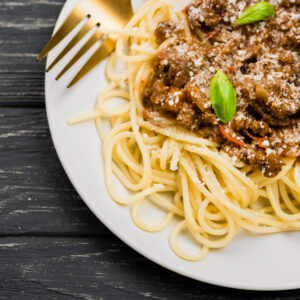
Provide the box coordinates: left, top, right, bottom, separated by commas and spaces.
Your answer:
68, 0, 300, 261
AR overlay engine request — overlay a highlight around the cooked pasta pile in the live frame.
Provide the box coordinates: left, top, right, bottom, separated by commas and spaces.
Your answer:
69, 0, 300, 261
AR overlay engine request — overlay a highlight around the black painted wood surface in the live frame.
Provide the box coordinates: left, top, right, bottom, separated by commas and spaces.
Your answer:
1, 0, 300, 299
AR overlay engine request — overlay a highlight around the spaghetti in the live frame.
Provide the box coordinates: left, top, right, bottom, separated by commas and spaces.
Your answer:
69, 0, 300, 261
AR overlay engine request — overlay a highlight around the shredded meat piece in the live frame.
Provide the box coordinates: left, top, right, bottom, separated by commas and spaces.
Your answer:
142, 0, 300, 177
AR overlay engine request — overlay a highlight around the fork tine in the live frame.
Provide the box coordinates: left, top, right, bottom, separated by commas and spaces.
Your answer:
55, 28, 104, 80
67, 36, 116, 88
37, 4, 86, 61
46, 19, 93, 72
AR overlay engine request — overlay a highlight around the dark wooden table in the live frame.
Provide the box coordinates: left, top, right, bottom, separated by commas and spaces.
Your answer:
1, 0, 300, 299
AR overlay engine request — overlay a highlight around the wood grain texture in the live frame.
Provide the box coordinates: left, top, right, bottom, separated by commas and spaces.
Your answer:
1, 0, 300, 298
0, 0, 64, 106
1, 236, 300, 300
0, 107, 109, 236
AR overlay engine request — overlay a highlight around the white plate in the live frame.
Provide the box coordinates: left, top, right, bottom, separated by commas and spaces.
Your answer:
45, 0, 300, 291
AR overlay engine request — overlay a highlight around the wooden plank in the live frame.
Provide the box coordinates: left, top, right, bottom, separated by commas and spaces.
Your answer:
0, 0, 64, 106
0, 107, 109, 235
1, 1, 300, 298
1, 236, 299, 300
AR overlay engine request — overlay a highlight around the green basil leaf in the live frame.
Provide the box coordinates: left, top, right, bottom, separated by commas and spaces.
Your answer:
234, 2, 275, 25
210, 70, 237, 123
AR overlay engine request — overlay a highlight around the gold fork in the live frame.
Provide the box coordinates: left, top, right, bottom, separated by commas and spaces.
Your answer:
37, 0, 133, 88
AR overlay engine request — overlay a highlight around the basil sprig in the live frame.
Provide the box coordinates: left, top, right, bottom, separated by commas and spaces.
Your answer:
210, 70, 237, 123
234, 2, 275, 25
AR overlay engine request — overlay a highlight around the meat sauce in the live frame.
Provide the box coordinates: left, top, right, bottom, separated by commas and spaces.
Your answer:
142, 0, 300, 177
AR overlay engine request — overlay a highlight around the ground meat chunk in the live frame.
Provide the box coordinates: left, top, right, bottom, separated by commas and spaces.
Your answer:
143, 80, 186, 114
152, 42, 205, 88
187, 0, 225, 29
152, 50, 172, 85
233, 77, 256, 107
269, 124, 300, 157
155, 21, 178, 44
168, 56, 193, 88
279, 0, 300, 7
149, 80, 169, 105
230, 111, 271, 136
250, 100, 299, 127
199, 125, 224, 143
161, 87, 185, 112
176, 102, 200, 130
142, 0, 300, 177
249, 150, 285, 178
201, 110, 218, 126
253, 79, 300, 119
223, 145, 285, 177
185, 73, 211, 112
